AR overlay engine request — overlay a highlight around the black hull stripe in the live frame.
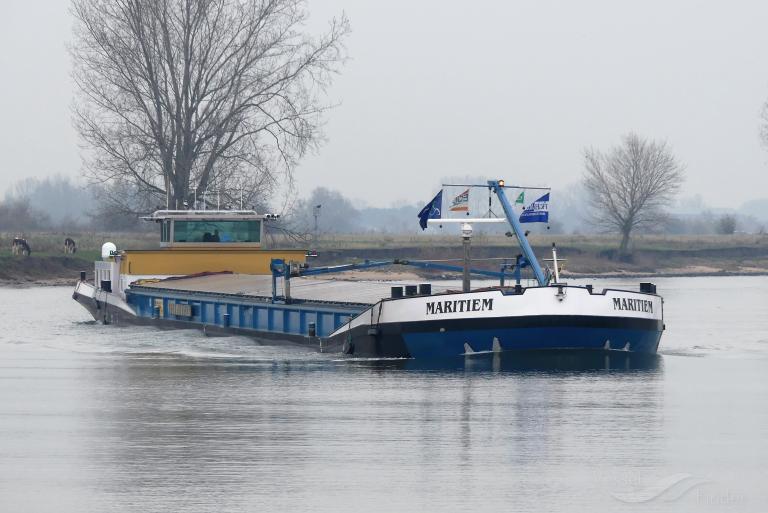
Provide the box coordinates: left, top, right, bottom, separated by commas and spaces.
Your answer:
381, 315, 662, 333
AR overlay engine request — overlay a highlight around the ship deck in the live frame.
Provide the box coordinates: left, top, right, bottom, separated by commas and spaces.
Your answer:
131, 273, 456, 305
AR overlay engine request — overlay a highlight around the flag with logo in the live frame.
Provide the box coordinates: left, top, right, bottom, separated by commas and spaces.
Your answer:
417, 190, 443, 230
519, 193, 549, 223
449, 189, 470, 212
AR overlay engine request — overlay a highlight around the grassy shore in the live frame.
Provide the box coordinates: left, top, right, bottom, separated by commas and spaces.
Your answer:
1, 231, 767, 285
307, 233, 768, 278
0, 231, 156, 285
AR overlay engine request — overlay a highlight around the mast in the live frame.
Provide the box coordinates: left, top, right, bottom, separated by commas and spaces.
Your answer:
487, 180, 548, 286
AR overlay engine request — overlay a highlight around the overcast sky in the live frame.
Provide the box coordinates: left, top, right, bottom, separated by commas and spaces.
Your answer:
1, 0, 767, 208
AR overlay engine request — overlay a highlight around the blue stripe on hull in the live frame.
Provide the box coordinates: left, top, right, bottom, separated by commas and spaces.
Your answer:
403, 326, 662, 359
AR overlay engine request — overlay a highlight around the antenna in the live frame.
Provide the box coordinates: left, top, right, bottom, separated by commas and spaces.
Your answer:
552, 243, 560, 283
313, 204, 322, 248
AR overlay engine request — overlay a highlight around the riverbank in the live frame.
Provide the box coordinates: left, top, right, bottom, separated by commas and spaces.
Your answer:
320, 267, 768, 282
0, 230, 148, 286
0, 254, 95, 287
310, 234, 768, 280
1, 233, 767, 286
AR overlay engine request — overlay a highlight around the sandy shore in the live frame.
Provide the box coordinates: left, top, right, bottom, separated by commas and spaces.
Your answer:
2, 265, 767, 289
307, 266, 768, 283
0, 278, 78, 288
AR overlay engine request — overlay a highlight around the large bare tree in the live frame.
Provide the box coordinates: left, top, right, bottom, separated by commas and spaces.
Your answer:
71, 0, 349, 211
583, 133, 685, 255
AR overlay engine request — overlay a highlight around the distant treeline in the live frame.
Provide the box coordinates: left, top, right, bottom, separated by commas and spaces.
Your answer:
291, 185, 768, 236
1, 175, 767, 236
0, 176, 150, 233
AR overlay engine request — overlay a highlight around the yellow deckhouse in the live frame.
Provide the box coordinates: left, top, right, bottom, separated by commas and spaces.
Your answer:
96, 210, 307, 294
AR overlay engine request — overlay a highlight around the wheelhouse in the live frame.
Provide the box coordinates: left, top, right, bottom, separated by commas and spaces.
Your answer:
145, 210, 266, 249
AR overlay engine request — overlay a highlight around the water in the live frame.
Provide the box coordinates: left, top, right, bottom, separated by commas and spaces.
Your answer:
0, 277, 766, 512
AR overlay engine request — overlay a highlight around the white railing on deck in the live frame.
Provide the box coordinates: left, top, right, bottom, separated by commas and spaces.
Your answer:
94, 261, 120, 291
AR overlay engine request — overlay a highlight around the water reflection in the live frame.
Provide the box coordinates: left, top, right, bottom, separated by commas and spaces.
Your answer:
345, 350, 663, 374
69, 350, 665, 512
81, 362, 324, 508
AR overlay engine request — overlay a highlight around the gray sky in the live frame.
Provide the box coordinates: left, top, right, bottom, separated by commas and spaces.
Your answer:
1, 0, 767, 208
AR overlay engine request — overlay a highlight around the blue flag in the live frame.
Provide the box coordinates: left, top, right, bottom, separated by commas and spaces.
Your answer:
417, 190, 442, 230
520, 193, 549, 223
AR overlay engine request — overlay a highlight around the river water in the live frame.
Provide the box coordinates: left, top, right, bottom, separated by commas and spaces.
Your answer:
0, 276, 766, 512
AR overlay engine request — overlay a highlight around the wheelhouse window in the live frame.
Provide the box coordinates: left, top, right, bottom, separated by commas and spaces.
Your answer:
172, 220, 261, 243
160, 220, 171, 242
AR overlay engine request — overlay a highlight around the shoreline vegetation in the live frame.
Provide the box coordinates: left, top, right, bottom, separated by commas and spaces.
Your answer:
1, 232, 767, 287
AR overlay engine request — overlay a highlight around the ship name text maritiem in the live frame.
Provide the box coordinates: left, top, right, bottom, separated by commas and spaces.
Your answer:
612, 298, 654, 313
426, 298, 494, 315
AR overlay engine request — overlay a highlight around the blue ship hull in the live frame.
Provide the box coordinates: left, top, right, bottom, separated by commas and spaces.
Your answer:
403, 326, 661, 358
75, 280, 664, 360
333, 315, 663, 358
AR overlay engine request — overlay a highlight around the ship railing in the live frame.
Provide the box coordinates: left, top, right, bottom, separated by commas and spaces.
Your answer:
94, 260, 120, 294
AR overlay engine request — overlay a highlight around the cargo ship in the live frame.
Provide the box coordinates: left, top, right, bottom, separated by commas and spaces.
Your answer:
73, 180, 664, 358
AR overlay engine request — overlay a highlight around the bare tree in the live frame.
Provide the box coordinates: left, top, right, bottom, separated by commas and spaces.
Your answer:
583, 133, 685, 255
716, 214, 737, 235
71, 0, 349, 212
